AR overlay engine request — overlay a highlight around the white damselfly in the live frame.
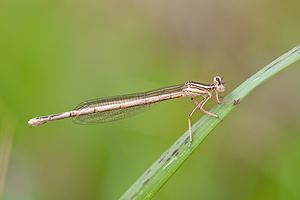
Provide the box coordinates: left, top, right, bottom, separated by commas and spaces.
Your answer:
28, 76, 239, 146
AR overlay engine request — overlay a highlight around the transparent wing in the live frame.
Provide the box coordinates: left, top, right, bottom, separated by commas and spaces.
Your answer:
73, 101, 158, 124
72, 84, 184, 125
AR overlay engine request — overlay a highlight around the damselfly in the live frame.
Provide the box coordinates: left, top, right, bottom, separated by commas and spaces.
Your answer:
28, 76, 239, 146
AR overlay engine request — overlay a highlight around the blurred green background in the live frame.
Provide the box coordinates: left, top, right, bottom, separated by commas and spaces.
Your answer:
1, 0, 300, 199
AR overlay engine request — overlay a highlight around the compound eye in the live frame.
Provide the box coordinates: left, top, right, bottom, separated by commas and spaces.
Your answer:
214, 76, 222, 85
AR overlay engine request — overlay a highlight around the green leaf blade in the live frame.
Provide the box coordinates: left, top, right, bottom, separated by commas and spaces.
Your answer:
120, 44, 300, 200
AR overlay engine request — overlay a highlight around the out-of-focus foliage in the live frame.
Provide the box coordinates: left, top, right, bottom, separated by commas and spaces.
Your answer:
0, 0, 300, 199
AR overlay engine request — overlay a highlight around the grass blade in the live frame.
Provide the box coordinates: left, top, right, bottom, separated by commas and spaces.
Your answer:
120, 44, 300, 200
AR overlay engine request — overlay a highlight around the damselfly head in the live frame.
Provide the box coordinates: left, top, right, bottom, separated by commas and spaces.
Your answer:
214, 76, 225, 93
